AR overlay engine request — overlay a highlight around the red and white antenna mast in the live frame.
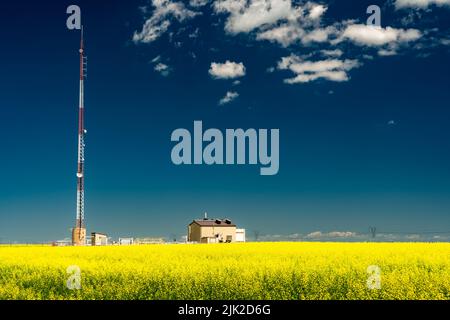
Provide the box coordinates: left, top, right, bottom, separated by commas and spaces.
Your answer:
73, 26, 87, 245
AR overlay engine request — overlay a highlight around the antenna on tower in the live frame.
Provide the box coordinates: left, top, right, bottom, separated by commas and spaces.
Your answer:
83, 56, 88, 79
82, 26, 88, 79
79, 26, 87, 79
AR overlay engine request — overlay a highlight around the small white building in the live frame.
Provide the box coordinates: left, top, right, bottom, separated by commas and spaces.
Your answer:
119, 237, 134, 245
53, 238, 72, 246
236, 229, 246, 242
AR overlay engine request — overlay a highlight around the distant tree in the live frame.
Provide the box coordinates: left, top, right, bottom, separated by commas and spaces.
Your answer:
253, 230, 260, 242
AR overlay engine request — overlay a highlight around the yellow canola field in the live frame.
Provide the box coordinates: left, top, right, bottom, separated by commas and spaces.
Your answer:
0, 242, 449, 300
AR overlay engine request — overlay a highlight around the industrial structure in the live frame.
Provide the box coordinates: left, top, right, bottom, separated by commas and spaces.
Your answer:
188, 213, 246, 243
72, 27, 88, 246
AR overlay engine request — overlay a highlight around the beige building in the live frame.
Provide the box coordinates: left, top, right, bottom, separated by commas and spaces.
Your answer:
188, 218, 237, 243
91, 232, 108, 246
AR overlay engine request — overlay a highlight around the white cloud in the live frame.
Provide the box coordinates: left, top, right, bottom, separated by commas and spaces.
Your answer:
395, 0, 450, 9
151, 55, 161, 63
440, 38, 450, 46
320, 49, 343, 57
340, 24, 421, 46
406, 234, 421, 239
150, 55, 171, 76
214, 0, 293, 34
378, 48, 398, 56
154, 62, 171, 76
215, 1, 334, 47
219, 91, 239, 104
305, 231, 357, 239
277, 54, 361, 84
257, 24, 337, 47
212, 1, 425, 60
190, 0, 210, 7
257, 24, 303, 47
308, 3, 327, 20
209, 60, 246, 79
256, 231, 450, 242
328, 231, 357, 238
304, 231, 322, 238
132, 0, 442, 87
302, 26, 336, 43
133, 0, 200, 43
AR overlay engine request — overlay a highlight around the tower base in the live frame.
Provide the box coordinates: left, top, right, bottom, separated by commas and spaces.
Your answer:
72, 227, 86, 246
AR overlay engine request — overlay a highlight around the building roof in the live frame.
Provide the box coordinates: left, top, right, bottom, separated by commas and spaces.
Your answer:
191, 219, 236, 227
91, 232, 107, 236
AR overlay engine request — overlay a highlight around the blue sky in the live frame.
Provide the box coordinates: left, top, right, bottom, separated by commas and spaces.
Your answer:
0, 0, 449, 242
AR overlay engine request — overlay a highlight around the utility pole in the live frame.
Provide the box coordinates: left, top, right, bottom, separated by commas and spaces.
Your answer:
369, 226, 377, 239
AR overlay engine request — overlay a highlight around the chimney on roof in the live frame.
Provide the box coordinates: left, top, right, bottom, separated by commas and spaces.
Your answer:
204, 212, 208, 220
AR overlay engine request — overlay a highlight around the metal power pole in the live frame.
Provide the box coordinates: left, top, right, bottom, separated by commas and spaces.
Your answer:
369, 226, 377, 239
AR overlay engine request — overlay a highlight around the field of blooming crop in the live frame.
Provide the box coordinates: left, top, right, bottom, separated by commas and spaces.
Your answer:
0, 242, 449, 300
